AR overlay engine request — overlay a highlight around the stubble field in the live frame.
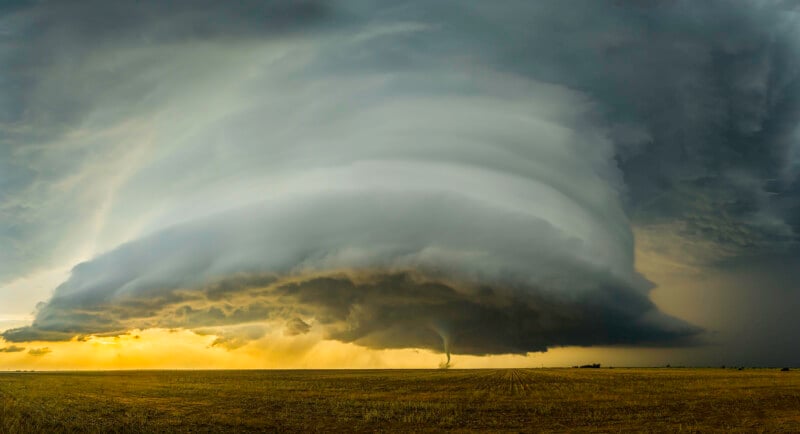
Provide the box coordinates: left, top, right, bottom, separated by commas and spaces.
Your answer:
0, 368, 798, 432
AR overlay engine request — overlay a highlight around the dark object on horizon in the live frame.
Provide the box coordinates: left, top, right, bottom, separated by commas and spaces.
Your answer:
781, 367, 790, 372
738, 367, 744, 371
577, 363, 601, 369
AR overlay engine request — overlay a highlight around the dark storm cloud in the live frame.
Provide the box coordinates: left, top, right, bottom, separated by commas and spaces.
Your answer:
0, 345, 25, 353
5, 0, 800, 359
337, 0, 800, 256
276, 274, 697, 355
545, 1, 800, 253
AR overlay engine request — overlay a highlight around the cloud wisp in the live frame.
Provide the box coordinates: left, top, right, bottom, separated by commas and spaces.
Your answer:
27, 347, 52, 357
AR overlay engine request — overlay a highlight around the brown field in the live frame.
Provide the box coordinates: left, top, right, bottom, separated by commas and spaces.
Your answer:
1, 368, 798, 432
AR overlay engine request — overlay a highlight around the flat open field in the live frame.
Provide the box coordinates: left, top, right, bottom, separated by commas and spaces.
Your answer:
1, 369, 798, 432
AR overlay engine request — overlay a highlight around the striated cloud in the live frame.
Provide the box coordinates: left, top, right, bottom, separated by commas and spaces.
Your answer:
2, 193, 700, 354
4, 0, 800, 361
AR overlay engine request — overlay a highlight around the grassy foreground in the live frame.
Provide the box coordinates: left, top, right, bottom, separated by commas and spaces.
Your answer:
0, 368, 798, 432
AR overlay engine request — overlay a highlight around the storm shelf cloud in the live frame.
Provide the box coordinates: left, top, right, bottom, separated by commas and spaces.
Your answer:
2, 0, 800, 362
2, 194, 700, 354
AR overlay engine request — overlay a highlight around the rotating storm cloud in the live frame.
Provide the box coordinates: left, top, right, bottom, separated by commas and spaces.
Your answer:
3, 0, 800, 365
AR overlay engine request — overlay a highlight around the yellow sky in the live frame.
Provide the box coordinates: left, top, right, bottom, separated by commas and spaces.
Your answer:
0, 326, 707, 371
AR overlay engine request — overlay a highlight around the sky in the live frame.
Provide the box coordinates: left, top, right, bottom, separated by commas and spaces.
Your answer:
1, 0, 799, 369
